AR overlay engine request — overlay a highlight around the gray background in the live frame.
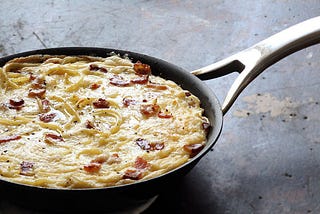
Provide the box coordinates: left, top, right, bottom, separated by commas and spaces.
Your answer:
0, 1, 319, 213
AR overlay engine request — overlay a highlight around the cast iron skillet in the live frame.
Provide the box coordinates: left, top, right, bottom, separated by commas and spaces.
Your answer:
0, 17, 319, 212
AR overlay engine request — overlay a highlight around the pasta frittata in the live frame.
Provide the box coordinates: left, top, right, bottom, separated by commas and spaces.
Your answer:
0, 54, 209, 188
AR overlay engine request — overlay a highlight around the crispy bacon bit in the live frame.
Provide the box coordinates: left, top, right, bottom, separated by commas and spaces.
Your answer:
135, 157, 148, 169
108, 153, 121, 164
0, 135, 21, 144
131, 75, 149, 84
29, 74, 36, 81
99, 67, 108, 73
140, 104, 160, 116
135, 138, 164, 151
111, 153, 119, 158
122, 98, 136, 107
29, 77, 46, 98
9, 99, 24, 107
84, 155, 108, 173
44, 133, 64, 145
93, 98, 109, 108
91, 155, 108, 164
45, 133, 64, 142
123, 156, 149, 180
31, 77, 46, 89
146, 83, 168, 90
109, 75, 130, 87
20, 161, 34, 176
123, 169, 142, 180
83, 162, 101, 173
158, 111, 173, 119
90, 83, 101, 90
39, 112, 56, 122
89, 64, 99, 71
85, 120, 95, 129
89, 64, 108, 73
133, 61, 151, 75
41, 99, 50, 113
183, 144, 204, 158
8, 99, 24, 110
28, 88, 46, 98
185, 91, 192, 97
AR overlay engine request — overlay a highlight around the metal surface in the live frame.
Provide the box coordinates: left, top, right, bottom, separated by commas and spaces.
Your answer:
0, 1, 320, 213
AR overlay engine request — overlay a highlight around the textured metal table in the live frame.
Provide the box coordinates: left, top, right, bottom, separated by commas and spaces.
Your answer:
0, 1, 319, 213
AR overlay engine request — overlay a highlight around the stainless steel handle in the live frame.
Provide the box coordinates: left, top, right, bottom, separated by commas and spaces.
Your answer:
192, 16, 320, 115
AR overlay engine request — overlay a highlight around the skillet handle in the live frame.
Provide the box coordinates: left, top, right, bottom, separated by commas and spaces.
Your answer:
192, 16, 320, 115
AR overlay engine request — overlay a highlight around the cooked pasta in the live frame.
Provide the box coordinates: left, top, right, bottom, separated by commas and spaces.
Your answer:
0, 54, 210, 188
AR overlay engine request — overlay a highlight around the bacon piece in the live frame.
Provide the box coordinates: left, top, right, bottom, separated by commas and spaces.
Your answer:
0, 135, 21, 144
29, 74, 36, 81
146, 83, 168, 90
123, 157, 149, 180
131, 75, 149, 84
31, 77, 46, 89
185, 91, 192, 97
183, 144, 204, 158
135, 138, 164, 151
109, 75, 130, 87
134, 157, 148, 170
133, 61, 151, 75
91, 155, 108, 164
85, 120, 95, 129
28, 88, 46, 98
89, 64, 108, 73
39, 112, 56, 122
93, 98, 109, 108
89, 64, 100, 71
41, 99, 50, 113
28, 77, 46, 98
84, 155, 109, 173
20, 161, 34, 176
99, 67, 108, 73
122, 98, 136, 107
90, 83, 101, 90
140, 104, 160, 116
83, 162, 101, 173
9, 99, 24, 107
8, 99, 24, 110
158, 111, 172, 119
123, 169, 142, 180
107, 153, 121, 164
45, 133, 64, 141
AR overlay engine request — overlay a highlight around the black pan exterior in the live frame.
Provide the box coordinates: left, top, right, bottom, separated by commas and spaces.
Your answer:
0, 48, 223, 212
